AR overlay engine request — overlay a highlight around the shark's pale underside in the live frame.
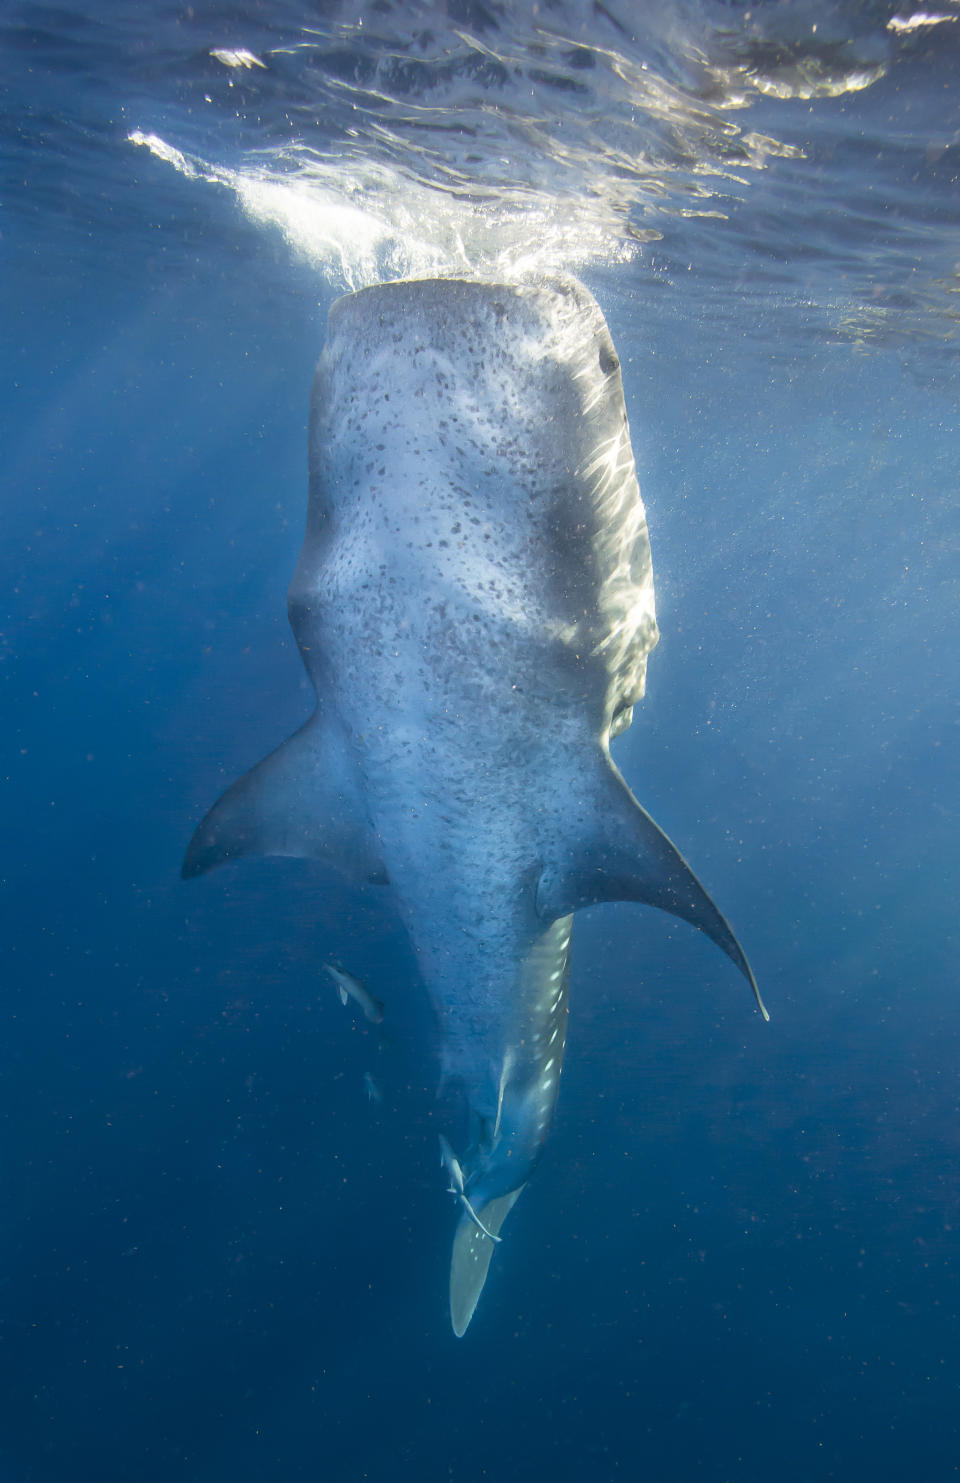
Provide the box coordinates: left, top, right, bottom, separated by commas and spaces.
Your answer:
183, 275, 767, 1335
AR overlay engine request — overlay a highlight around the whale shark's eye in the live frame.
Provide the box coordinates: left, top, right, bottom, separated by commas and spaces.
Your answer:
598, 347, 619, 376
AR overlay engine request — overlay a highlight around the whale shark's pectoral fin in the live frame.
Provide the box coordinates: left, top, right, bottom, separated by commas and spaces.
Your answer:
536, 757, 768, 1019
449, 1187, 524, 1338
182, 710, 387, 886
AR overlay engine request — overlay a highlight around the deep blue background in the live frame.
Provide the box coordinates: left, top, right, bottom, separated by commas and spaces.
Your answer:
2, 186, 959, 1481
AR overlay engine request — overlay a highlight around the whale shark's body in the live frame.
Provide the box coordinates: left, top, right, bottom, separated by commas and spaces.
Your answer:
184, 275, 765, 1334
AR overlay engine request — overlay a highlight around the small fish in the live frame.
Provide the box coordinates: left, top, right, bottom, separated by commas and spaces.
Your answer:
363, 1071, 383, 1105
439, 1135, 501, 1245
324, 963, 383, 1025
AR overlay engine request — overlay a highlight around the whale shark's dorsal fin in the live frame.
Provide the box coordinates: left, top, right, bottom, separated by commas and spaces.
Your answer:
450, 1187, 524, 1337
182, 710, 387, 886
536, 756, 768, 1020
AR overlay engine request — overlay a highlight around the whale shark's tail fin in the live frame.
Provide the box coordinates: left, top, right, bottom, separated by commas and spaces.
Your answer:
445, 915, 573, 1336
182, 710, 387, 886
449, 1186, 525, 1338
536, 754, 767, 1020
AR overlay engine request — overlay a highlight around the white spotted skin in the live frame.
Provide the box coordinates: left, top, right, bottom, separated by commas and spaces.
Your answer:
288, 277, 658, 1151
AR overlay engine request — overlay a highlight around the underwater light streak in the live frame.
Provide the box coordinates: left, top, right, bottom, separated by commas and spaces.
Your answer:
887, 11, 958, 31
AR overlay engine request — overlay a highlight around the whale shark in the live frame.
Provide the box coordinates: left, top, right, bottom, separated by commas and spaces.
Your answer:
183, 274, 766, 1335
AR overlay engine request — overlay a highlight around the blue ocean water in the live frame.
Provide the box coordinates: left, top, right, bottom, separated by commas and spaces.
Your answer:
2, 3, 959, 1479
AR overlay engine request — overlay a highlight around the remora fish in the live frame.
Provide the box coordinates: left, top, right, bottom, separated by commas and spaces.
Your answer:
183, 276, 767, 1336
324, 962, 383, 1025
439, 1135, 502, 1244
